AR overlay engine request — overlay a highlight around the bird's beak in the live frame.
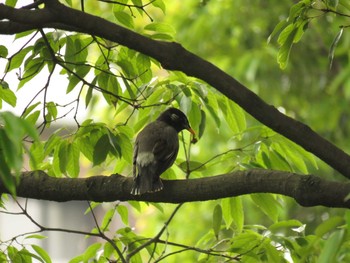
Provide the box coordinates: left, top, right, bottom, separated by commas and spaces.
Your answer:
187, 127, 197, 144
187, 127, 196, 135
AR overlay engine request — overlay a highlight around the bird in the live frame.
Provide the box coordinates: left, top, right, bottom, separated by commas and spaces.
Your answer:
130, 108, 196, 195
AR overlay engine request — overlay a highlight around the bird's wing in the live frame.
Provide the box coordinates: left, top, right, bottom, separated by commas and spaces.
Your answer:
152, 128, 179, 174
132, 140, 139, 178
153, 138, 177, 162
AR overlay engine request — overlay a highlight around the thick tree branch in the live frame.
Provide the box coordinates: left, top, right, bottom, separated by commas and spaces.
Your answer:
0, 4, 52, 24
1, 170, 350, 208
1, 2, 350, 178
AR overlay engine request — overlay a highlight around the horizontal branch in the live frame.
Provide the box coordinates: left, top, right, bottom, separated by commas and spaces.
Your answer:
0, 4, 53, 24
1, 170, 350, 208
1, 1, 350, 178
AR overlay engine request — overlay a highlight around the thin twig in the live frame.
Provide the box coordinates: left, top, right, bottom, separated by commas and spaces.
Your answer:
126, 203, 184, 260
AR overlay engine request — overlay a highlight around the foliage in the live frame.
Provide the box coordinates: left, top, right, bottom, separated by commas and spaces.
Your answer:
1, 0, 350, 262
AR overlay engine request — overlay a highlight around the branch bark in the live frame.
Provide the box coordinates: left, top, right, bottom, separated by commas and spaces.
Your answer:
1, 2, 350, 178
1, 170, 350, 208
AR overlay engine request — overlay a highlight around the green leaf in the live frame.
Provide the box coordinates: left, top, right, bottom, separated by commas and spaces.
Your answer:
0, 45, 8, 58
315, 216, 344, 237
131, 0, 142, 7
272, 142, 306, 173
7, 246, 19, 262
69, 255, 84, 263
114, 11, 134, 28
121, 73, 136, 99
117, 133, 132, 163
0, 112, 38, 187
288, 1, 308, 21
221, 197, 244, 232
29, 141, 44, 170
103, 242, 115, 259
232, 196, 244, 233
326, 0, 339, 10
178, 160, 206, 172
1, 111, 38, 141
45, 102, 57, 122
128, 201, 141, 212
74, 37, 88, 63
84, 201, 101, 215
82, 243, 102, 261
263, 239, 284, 262
318, 229, 344, 263
161, 168, 177, 179
221, 198, 233, 229
64, 35, 75, 64
25, 110, 41, 125
7, 46, 32, 72
212, 204, 222, 238
117, 59, 135, 79
136, 53, 152, 83
0, 152, 16, 195
136, 53, 151, 70
198, 109, 206, 139
31, 245, 52, 263
44, 133, 62, 156
144, 86, 166, 106
22, 102, 40, 118
18, 57, 45, 89
293, 20, 308, 43
76, 129, 96, 162
230, 231, 262, 254
101, 208, 115, 232
5, 0, 18, 7
277, 24, 297, 69
223, 98, 246, 138
15, 30, 36, 40
251, 193, 281, 222
53, 139, 68, 176
329, 27, 343, 69
25, 234, 47, 240
144, 22, 176, 36
85, 86, 93, 108
58, 140, 68, 174
117, 205, 129, 225
267, 19, 288, 44
187, 101, 200, 130
93, 133, 111, 166
63, 0, 72, 6
67, 65, 90, 93
269, 219, 303, 232
276, 136, 318, 170
106, 130, 122, 158
66, 75, 81, 94
67, 142, 80, 178
0, 86, 17, 107
152, 0, 166, 13
19, 117, 39, 142
206, 103, 221, 128
264, 147, 292, 171
112, 0, 128, 12
0, 129, 21, 173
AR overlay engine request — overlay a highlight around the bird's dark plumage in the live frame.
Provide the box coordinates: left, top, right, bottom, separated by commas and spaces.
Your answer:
130, 108, 195, 195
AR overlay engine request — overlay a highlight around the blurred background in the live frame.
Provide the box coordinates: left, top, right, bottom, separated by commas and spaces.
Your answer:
1, 0, 350, 262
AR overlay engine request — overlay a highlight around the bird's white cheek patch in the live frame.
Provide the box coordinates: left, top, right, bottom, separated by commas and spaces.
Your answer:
137, 152, 155, 166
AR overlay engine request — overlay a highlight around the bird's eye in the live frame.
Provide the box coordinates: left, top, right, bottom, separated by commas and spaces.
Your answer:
170, 113, 179, 121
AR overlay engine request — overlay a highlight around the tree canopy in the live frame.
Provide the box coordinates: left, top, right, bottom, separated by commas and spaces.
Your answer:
1, 0, 350, 262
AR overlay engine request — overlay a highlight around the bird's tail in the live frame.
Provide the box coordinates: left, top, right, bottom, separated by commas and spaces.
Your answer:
130, 174, 163, 195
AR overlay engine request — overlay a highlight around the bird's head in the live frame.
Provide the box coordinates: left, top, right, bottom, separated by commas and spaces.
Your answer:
157, 108, 196, 135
